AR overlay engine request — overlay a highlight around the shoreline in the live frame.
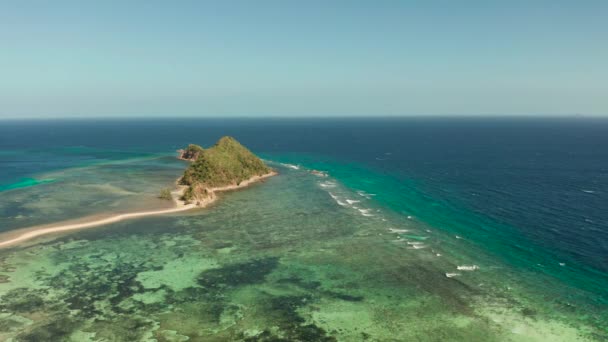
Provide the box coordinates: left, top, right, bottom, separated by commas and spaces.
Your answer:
0, 171, 277, 248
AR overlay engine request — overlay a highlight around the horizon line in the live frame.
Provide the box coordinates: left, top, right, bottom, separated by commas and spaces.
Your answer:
0, 113, 604, 121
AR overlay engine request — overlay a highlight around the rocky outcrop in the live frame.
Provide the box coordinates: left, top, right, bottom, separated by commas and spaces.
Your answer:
177, 144, 204, 161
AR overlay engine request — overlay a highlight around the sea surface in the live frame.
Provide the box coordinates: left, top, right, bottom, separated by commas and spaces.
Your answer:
0, 118, 606, 341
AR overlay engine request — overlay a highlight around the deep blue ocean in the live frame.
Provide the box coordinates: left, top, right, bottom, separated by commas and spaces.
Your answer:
1, 117, 607, 306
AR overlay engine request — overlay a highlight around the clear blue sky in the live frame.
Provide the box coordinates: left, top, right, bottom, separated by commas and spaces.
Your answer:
1, 1, 606, 118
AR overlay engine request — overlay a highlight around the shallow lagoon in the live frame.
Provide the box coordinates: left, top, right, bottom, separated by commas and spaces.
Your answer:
0, 161, 604, 341
0, 156, 185, 233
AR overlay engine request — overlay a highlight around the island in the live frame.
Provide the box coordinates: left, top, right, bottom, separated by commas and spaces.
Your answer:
176, 136, 276, 206
0, 136, 275, 248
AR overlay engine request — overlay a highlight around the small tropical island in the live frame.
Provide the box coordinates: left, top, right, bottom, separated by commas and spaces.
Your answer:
0, 136, 275, 248
176, 136, 276, 206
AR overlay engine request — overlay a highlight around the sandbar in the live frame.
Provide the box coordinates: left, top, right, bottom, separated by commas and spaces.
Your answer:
0, 171, 276, 248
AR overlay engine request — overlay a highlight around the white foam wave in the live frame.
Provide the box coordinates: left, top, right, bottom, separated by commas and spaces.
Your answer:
406, 241, 426, 249
319, 181, 337, 188
358, 208, 374, 216
280, 163, 300, 170
311, 170, 328, 177
356, 190, 376, 199
346, 199, 360, 204
388, 228, 409, 233
327, 192, 348, 206
457, 265, 479, 271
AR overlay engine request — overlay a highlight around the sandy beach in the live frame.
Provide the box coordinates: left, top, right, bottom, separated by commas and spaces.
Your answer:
0, 171, 277, 248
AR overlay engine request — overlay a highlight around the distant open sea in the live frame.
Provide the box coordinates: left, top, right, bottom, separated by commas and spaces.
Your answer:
0, 117, 606, 340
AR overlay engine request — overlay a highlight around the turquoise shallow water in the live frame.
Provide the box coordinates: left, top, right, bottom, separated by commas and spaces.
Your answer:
269, 154, 608, 305
0, 155, 186, 232
0, 161, 604, 341
0, 178, 56, 192
0, 118, 606, 340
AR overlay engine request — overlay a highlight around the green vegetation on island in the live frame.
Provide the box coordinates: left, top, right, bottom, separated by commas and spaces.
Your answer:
179, 136, 272, 202
158, 188, 172, 200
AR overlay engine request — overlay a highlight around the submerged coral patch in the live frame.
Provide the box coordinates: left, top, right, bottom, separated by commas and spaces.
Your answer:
197, 257, 280, 291
0, 288, 47, 313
